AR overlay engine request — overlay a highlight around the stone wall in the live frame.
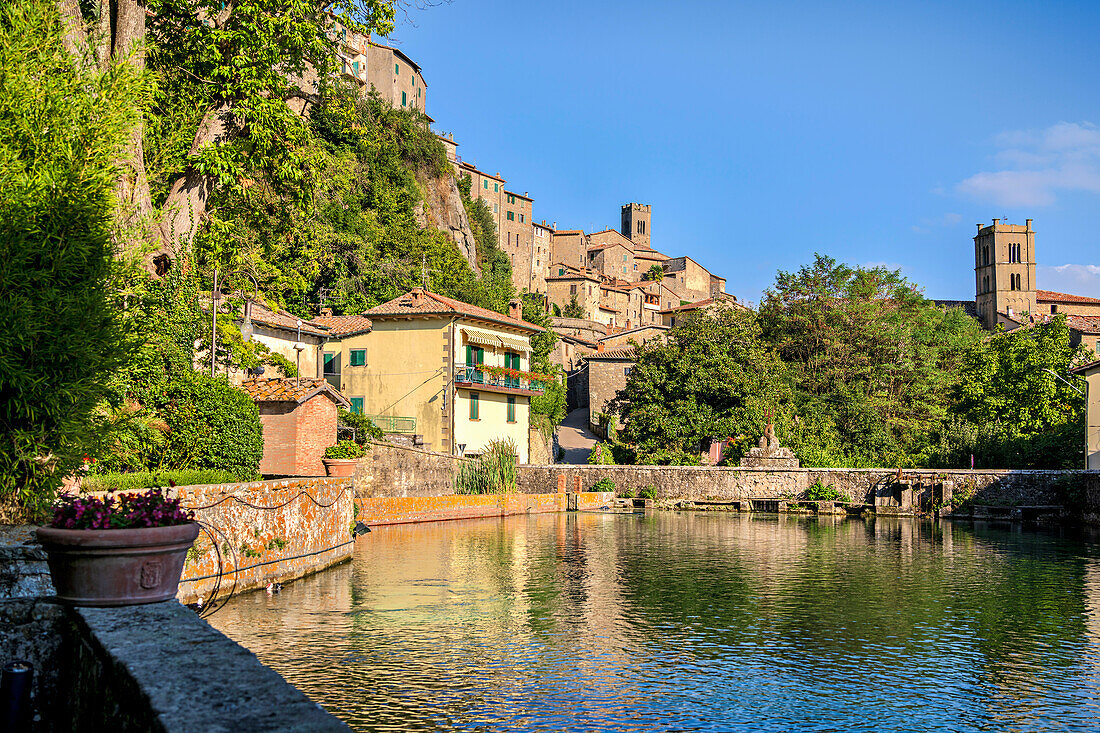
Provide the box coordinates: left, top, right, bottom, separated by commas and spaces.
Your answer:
353, 440, 471, 498
356, 492, 612, 526
516, 464, 1100, 508
176, 477, 354, 605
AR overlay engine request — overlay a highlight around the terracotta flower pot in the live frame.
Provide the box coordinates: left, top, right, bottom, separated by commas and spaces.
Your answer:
323, 458, 358, 477
36, 523, 200, 607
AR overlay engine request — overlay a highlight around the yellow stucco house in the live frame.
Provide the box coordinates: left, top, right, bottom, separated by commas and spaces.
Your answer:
317, 288, 546, 462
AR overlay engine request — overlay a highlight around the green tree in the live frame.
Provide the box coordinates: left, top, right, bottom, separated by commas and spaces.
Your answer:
0, 0, 143, 517
928, 316, 1088, 469
642, 264, 664, 281
522, 295, 567, 429
562, 296, 585, 319
613, 307, 793, 464
758, 254, 984, 466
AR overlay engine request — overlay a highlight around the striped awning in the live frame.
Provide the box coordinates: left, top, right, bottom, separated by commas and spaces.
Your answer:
462, 327, 502, 348
498, 334, 530, 353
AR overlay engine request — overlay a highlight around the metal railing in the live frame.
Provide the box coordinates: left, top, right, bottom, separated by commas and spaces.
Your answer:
454, 364, 545, 393
365, 414, 417, 434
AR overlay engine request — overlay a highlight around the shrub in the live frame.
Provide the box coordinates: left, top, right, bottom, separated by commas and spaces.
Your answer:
158, 373, 264, 480
455, 438, 518, 495
618, 487, 636, 499
588, 443, 616, 465
591, 478, 616, 492
338, 409, 384, 444
639, 485, 658, 501
324, 440, 366, 460
81, 470, 239, 492
0, 0, 143, 519
804, 480, 846, 502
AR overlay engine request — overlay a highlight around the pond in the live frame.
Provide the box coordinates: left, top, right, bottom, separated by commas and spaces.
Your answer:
208, 512, 1100, 732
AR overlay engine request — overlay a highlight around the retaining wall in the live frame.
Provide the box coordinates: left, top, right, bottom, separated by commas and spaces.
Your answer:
176, 477, 354, 605
516, 465, 1100, 509
356, 492, 613, 525
353, 441, 470, 497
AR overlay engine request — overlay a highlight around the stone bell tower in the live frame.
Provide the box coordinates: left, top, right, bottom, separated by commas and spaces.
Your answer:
974, 218, 1036, 330
621, 203, 651, 249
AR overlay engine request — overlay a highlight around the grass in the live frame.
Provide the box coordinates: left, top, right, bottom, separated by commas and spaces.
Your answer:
81, 469, 243, 492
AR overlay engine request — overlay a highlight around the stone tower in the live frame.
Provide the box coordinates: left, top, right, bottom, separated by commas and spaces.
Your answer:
974, 218, 1036, 329
621, 203, 651, 249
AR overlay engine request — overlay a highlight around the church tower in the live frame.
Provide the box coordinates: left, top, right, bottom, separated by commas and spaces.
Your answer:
974, 218, 1036, 329
621, 203, 651, 249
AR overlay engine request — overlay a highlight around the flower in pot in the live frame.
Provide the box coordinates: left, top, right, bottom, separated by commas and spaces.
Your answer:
322, 440, 366, 477
36, 489, 199, 607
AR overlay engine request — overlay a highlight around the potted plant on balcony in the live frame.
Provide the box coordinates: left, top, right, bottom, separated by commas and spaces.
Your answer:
322, 440, 365, 477
36, 489, 200, 607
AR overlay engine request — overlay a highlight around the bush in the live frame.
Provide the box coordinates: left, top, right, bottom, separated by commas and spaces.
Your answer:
588, 443, 616, 465
591, 478, 616, 492
81, 470, 240, 492
324, 440, 366, 460
158, 373, 264, 480
338, 409, 383, 444
0, 0, 143, 519
455, 438, 518, 495
804, 480, 846, 502
639, 485, 658, 500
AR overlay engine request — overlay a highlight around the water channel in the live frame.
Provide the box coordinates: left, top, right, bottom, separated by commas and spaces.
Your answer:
209, 512, 1100, 732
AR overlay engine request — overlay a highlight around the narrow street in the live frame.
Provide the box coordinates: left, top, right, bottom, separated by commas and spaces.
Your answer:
555, 408, 597, 464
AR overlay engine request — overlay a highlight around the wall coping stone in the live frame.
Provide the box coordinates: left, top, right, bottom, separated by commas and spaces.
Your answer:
363, 441, 474, 463
72, 601, 349, 732
522, 465, 1100, 475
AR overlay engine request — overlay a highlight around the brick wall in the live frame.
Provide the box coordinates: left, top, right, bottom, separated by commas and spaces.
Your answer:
257, 396, 339, 476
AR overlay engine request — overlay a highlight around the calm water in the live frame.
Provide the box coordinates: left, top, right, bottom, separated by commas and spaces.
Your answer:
209, 512, 1100, 732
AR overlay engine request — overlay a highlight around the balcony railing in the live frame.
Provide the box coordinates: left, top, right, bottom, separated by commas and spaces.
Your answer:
365, 414, 417, 434
454, 364, 545, 393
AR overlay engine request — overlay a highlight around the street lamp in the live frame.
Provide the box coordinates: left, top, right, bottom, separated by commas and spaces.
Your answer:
210, 268, 260, 377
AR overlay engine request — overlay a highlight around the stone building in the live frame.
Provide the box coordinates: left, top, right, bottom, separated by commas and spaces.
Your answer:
501, 189, 534, 292
330, 19, 427, 113
585, 345, 637, 434
660, 296, 744, 328
621, 203, 651, 249
967, 218, 1100, 352
662, 256, 727, 304
587, 239, 635, 281
1070, 359, 1100, 469
546, 269, 602, 321
531, 221, 553, 294
550, 230, 590, 271
242, 377, 349, 477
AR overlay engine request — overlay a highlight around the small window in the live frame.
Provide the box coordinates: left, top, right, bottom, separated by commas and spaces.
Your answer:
1052, 304, 1059, 314
469, 392, 479, 420
483, 180, 488, 189
395, 63, 399, 75
494, 204, 498, 213
494, 183, 499, 192
401, 91, 406, 106
624, 366, 632, 376
507, 211, 514, 221
507, 396, 516, 423
349, 349, 366, 366
350, 397, 364, 414
519, 214, 525, 223
570, 284, 577, 295
323, 352, 340, 375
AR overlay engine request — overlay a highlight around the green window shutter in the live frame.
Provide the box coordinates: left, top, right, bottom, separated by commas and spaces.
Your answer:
469, 392, 479, 420
402, 91, 406, 106
465, 345, 472, 366
395, 63, 399, 74
475, 347, 484, 365
507, 211, 514, 221
350, 397, 364, 414
507, 396, 515, 423
350, 349, 366, 366
494, 183, 499, 192
483, 180, 488, 189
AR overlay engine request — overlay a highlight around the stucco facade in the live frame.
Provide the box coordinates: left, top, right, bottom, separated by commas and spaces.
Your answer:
1070, 360, 1100, 469
330, 19, 427, 113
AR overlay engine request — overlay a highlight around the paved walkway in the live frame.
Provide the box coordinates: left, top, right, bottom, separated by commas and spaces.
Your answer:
556, 408, 598, 464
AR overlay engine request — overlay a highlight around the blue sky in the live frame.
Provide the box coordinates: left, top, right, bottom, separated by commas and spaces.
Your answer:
381, 0, 1100, 304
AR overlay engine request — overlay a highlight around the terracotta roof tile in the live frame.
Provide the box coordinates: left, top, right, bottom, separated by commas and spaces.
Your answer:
363, 289, 543, 332
1070, 358, 1100, 374
240, 377, 350, 407
1066, 314, 1100, 334
312, 314, 373, 337
586, 346, 637, 360
248, 303, 329, 337
1037, 289, 1100, 305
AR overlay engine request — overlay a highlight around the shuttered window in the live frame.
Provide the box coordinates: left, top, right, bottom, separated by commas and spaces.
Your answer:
507, 396, 516, 423
349, 349, 366, 366
469, 392, 479, 420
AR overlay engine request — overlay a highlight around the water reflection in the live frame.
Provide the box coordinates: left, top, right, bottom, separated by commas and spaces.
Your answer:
210, 513, 1100, 732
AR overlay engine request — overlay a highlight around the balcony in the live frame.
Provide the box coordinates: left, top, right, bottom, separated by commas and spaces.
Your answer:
366, 414, 417, 434
454, 364, 546, 395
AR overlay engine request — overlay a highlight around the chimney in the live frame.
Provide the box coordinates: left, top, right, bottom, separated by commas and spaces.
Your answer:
508, 298, 522, 320
597, 341, 605, 353
992, 218, 1000, 226
1026, 218, 1032, 230
410, 287, 425, 306
320, 307, 333, 317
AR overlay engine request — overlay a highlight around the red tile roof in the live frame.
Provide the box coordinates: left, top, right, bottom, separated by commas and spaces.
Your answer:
363, 289, 543, 332
240, 377, 350, 407
248, 303, 329, 337
1070, 359, 1100, 374
586, 346, 637, 360
1037, 289, 1100, 305
312, 314, 373, 337
1066, 314, 1100, 334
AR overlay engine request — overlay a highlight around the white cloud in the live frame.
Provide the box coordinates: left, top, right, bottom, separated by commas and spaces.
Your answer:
1037, 264, 1100, 298
911, 212, 962, 234
957, 122, 1100, 207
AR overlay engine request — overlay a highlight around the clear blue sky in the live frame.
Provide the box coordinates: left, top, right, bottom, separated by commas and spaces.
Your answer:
381, 0, 1100, 304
